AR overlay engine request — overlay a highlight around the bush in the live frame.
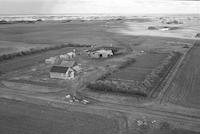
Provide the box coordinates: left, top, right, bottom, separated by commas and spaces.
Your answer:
195, 33, 200, 38
147, 26, 158, 30
140, 52, 182, 95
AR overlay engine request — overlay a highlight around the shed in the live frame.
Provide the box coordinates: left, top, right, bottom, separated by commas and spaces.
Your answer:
67, 52, 76, 59
60, 54, 70, 60
50, 66, 75, 80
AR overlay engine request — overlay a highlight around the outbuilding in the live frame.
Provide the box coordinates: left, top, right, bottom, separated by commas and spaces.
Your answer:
88, 49, 113, 58
67, 52, 76, 59
50, 66, 75, 80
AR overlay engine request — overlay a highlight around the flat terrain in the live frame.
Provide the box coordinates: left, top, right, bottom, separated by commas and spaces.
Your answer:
117, 16, 200, 39
0, 16, 200, 134
0, 20, 195, 55
0, 40, 49, 56
0, 98, 118, 134
162, 40, 200, 109
107, 52, 168, 81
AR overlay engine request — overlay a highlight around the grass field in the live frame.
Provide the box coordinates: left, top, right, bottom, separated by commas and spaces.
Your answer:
0, 41, 50, 55
162, 40, 200, 109
0, 98, 119, 134
0, 21, 194, 54
107, 52, 168, 83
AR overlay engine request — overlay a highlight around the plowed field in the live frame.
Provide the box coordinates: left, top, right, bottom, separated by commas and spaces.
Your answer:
163, 40, 200, 109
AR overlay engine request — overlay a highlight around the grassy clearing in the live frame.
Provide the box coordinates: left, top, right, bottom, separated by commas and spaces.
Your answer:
106, 53, 168, 82
86, 55, 148, 96
87, 52, 181, 97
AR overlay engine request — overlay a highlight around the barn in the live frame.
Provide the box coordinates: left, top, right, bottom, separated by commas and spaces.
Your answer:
88, 49, 113, 58
50, 66, 75, 80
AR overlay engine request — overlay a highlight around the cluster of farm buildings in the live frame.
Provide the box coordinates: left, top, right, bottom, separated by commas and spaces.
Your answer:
45, 46, 117, 80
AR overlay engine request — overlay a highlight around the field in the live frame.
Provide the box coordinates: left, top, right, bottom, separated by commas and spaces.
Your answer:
87, 51, 182, 97
0, 20, 194, 54
0, 40, 50, 56
162, 40, 200, 109
107, 52, 168, 81
0, 98, 119, 134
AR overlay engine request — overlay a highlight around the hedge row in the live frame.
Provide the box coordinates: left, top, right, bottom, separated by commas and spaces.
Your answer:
0, 43, 91, 62
139, 52, 182, 95
87, 80, 147, 97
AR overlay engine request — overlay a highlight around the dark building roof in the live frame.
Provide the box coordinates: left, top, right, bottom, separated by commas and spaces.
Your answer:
50, 66, 69, 73
86, 46, 121, 54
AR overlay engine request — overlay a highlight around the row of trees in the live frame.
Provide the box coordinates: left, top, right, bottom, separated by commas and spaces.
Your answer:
0, 43, 91, 62
139, 52, 182, 96
87, 80, 147, 97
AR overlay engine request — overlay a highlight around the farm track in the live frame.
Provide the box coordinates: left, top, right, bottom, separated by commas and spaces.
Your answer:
0, 83, 199, 131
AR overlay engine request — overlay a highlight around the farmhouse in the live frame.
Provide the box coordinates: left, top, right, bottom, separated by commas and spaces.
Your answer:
50, 66, 75, 80
88, 49, 113, 58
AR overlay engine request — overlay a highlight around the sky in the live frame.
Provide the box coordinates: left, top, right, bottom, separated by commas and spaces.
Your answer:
0, 0, 199, 15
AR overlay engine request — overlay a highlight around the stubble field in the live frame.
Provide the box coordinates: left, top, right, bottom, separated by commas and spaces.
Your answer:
162, 40, 200, 109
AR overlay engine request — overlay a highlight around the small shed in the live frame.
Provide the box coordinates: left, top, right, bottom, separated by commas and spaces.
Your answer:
50, 66, 75, 80
60, 54, 70, 60
67, 52, 76, 59
73, 65, 82, 73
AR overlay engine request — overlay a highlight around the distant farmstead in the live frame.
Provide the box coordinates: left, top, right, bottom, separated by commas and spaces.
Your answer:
87, 49, 113, 58
50, 66, 75, 80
